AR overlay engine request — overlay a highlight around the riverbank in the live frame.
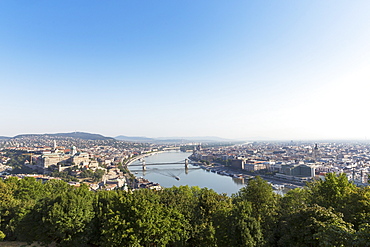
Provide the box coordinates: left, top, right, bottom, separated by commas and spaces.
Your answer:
124, 150, 169, 190
125, 151, 166, 166
127, 151, 244, 195
125, 151, 296, 194
192, 162, 303, 191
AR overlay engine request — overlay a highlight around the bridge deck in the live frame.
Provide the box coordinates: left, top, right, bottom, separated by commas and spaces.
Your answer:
130, 162, 185, 166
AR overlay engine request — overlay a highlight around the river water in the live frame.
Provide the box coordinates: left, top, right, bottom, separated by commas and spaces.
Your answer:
129, 151, 247, 195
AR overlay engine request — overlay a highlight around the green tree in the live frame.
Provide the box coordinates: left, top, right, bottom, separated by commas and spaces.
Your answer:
0, 177, 46, 240
98, 189, 185, 247
278, 187, 309, 216
192, 188, 231, 246
161, 186, 232, 246
0, 179, 19, 240
308, 173, 360, 227
234, 176, 280, 245
18, 185, 95, 246
343, 186, 370, 229
227, 200, 263, 247
276, 204, 355, 247
159, 186, 199, 245
80, 169, 94, 178
353, 223, 370, 247
161, 186, 235, 246
93, 169, 105, 182
43, 179, 74, 195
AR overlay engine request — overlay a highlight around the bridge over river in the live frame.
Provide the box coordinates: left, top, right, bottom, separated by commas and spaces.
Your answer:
127, 151, 289, 195
129, 158, 195, 170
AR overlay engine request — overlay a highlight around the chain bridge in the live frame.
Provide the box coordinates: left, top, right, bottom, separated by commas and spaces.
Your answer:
129, 158, 191, 170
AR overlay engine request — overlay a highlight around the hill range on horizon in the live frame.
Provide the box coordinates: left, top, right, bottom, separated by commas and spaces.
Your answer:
12, 132, 114, 141
2, 132, 369, 144
1, 132, 239, 143
115, 135, 236, 143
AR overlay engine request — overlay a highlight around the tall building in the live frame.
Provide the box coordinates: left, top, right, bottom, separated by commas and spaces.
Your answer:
313, 144, 320, 161
71, 146, 77, 156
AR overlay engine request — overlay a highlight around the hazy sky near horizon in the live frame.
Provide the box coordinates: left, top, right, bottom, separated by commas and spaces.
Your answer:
1, 1, 370, 140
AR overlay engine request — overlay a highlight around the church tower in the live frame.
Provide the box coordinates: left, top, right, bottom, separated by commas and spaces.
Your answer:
313, 144, 319, 161
71, 146, 77, 156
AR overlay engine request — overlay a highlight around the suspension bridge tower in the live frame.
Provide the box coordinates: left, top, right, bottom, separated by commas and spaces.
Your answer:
142, 159, 146, 171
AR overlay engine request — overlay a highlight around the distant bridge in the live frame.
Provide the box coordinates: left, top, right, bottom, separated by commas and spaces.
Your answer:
162, 147, 181, 151
129, 159, 192, 170
129, 162, 185, 166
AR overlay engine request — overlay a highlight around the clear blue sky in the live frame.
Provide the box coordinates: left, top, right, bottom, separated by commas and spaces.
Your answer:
1, 1, 370, 140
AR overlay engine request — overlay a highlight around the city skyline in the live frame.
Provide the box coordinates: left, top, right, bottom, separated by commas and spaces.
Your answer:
1, 1, 370, 140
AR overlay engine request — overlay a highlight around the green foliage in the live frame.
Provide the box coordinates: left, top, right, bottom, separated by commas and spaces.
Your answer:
93, 169, 105, 182
234, 176, 280, 245
159, 186, 199, 244
278, 187, 309, 216
308, 173, 357, 209
190, 188, 230, 246
343, 186, 370, 229
227, 200, 263, 246
118, 163, 130, 174
2, 151, 37, 174
307, 173, 366, 229
79, 169, 105, 182
97, 189, 185, 247
3, 151, 29, 168
0, 179, 18, 240
50, 169, 78, 182
353, 223, 370, 247
276, 204, 355, 247
80, 169, 94, 178
160, 186, 235, 246
0, 172, 369, 246
0, 177, 47, 240
18, 185, 95, 246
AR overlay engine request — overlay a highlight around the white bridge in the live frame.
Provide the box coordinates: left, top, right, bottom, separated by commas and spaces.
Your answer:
129, 158, 190, 170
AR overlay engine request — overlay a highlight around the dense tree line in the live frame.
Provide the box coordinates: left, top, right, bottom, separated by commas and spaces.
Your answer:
0, 173, 369, 246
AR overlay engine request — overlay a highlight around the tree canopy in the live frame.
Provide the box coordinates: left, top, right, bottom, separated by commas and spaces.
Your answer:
0, 173, 369, 246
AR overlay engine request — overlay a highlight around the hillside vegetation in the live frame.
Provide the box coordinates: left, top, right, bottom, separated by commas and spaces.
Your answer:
0, 174, 369, 246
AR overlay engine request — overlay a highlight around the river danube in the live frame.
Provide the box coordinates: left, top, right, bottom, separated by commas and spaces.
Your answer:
129, 150, 247, 195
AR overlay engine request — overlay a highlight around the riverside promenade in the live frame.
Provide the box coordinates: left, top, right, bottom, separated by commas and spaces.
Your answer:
124, 151, 165, 167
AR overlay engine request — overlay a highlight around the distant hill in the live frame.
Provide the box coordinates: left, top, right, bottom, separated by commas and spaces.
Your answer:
115, 135, 237, 143
14, 132, 114, 141
51, 132, 114, 140
157, 136, 235, 142
0, 136, 10, 140
115, 135, 155, 142
10, 132, 237, 143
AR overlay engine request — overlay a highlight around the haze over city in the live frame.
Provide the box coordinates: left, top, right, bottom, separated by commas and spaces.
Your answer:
1, 1, 370, 140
